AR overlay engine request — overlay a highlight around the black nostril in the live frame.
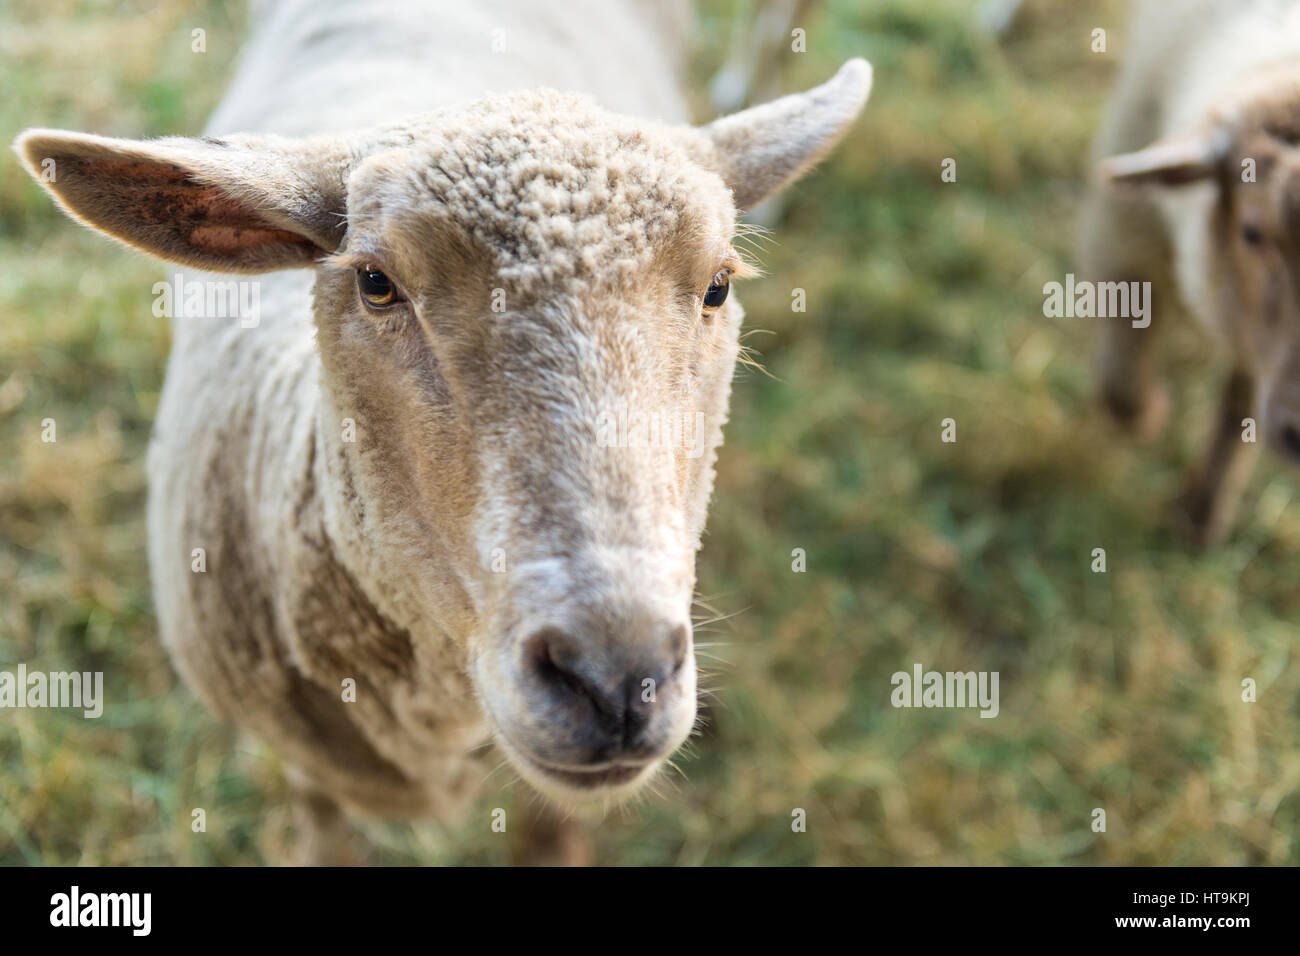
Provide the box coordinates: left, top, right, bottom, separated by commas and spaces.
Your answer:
524, 626, 618, 719
1283, 425, 1300, 461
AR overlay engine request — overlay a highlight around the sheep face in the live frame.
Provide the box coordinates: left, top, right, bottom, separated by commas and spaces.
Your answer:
312, 74, 871, 802
318, 94, 747, 800
1215, 130, 1300, 461
14, 59, 871, 805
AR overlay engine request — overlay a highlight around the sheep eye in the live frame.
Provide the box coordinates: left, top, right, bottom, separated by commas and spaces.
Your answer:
1241, 223, 1265, 247
703, 272, 730, 310
358, 266, 399, 307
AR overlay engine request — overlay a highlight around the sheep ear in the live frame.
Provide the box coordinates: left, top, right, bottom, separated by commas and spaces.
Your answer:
700, 58, 872, 211
12, 129, 350, 272
1100, 128, 1232, 188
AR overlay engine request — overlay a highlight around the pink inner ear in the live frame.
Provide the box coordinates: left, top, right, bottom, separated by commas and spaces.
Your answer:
189, 191, 315, 254
71, 156, 314, 256
189, 222, 314, 254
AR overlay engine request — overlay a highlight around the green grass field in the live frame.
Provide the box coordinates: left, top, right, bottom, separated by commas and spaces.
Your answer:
2, 0, 1297, 865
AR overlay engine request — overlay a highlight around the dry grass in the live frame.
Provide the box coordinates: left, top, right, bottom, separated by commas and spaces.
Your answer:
2, 0, 1297, 865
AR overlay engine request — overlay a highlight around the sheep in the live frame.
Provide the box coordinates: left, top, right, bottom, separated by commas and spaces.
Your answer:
14, 0, 871, 862
1081, 0, 1300, 545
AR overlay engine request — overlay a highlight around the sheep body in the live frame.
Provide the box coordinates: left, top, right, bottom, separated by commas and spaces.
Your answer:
149, 1, 691, 820
1081, 0, 1300, 544
17, 0, 871, 856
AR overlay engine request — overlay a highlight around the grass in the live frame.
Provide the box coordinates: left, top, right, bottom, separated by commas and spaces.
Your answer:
1, 0, 1297, 865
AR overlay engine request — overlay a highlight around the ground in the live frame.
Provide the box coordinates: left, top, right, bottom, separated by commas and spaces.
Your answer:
1, 0, 1296, 864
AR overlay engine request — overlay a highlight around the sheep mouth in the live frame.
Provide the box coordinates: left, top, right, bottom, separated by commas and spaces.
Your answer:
525, 759, 647, 790
496, 731, 653, 793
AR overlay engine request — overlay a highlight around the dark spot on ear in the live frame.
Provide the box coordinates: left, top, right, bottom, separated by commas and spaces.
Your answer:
199, 136, 231, 148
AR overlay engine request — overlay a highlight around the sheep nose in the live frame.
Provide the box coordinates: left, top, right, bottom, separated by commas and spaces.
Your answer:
523, 619, 690, 762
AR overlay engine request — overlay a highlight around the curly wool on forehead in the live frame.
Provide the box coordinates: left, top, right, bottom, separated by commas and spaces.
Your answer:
352, 89, 736, 296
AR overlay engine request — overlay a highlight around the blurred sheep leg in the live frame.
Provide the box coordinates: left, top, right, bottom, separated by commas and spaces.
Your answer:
1080, 143, 1175, 438
287, 767, 366, 866
1177, 369, 1259, 548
